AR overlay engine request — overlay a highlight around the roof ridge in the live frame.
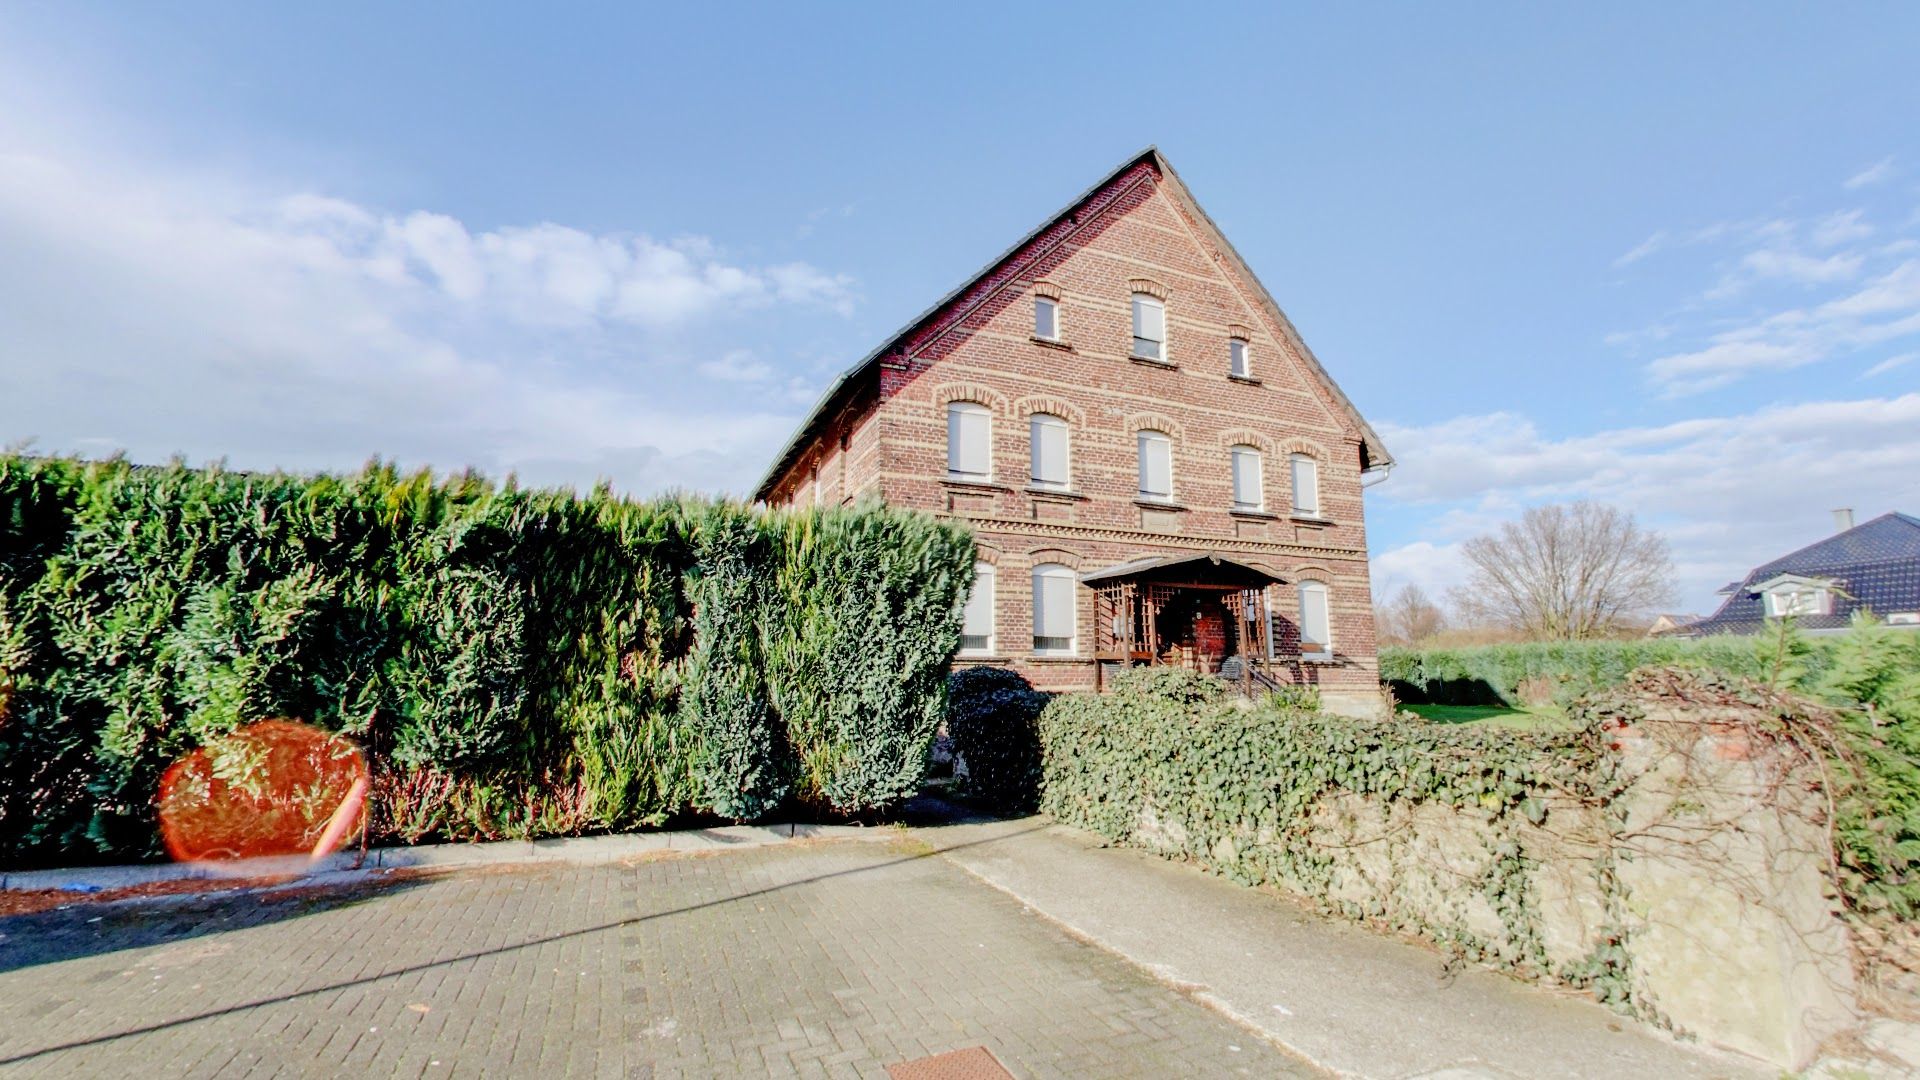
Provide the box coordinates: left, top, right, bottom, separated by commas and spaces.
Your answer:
749, 147, 1390, 501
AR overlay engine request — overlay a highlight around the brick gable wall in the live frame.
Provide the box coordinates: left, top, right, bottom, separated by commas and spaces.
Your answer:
767, 164, 1385, 715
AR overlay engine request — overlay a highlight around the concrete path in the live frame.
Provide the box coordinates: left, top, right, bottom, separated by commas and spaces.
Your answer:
0, 839, 1311, 1078
916, 815, 1771, 1080
0, 809, 1779, 1078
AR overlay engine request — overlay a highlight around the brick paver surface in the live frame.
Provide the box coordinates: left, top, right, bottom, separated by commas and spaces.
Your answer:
0, 839, 1315, 1078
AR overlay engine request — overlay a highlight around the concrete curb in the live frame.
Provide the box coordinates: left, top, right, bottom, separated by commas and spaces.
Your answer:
1, 821, 906, 893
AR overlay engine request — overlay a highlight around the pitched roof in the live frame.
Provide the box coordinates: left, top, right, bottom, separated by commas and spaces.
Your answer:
1686, 513, 1920, 635
750, 147, 1392, 502
1079, 552, 1287, 586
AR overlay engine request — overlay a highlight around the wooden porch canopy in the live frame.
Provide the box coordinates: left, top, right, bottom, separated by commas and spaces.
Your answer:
1083, 554, 1287, 686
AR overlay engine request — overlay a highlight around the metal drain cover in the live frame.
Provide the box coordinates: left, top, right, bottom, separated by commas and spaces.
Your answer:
886, 1045, 1016, 1080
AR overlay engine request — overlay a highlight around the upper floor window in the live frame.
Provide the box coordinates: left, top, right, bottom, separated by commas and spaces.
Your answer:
1131, 294, 1166, 361
1230, 445, 1263, 511
1289, 453, 1320, 517
1137, 430, 1173, 501
1298, 580, 1332, 660
1229, 338, 1251, 379
1029, 413, 1070, 490
1032, 563, 1077, 655
947, 402, 991, 481
1034, 296, 1059, 341
960, 562, 996, 655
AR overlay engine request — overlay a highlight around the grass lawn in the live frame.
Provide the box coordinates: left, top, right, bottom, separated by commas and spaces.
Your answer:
1399, 702, 1574, 730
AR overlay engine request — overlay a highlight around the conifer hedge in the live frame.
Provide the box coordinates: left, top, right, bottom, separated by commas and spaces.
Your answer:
0, 455, 974, 867
1379, 636, 1840, 707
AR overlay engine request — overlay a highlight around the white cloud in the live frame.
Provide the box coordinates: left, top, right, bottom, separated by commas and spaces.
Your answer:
0, 131, 855, 495
1369, 541, 1469, 604
697, 350, 778, 383
1613, 231, 1667, 267
1738, 248, 1863, 284
1863, 352, 1916, 378
1844, 157, 1895, 190
1373, 394, 1920, 606
1644, 259, 1920, 394
1811, 209, 1874, 248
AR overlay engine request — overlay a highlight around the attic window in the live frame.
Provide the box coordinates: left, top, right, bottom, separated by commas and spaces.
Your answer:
1034, 296, 1059, 341
1229, 338, 1251, 379
1131, 294, 1166, 361
1763, 583, 1831, 618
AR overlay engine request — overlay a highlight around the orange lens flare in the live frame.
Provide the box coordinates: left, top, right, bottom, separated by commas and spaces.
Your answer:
157, 719, 369, 867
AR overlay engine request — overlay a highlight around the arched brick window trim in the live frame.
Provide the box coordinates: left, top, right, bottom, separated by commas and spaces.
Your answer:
1127, 277, 1170, 301
1030, 280, 1062, 301
1217, 429, 1276, 455
1014, 396, 1085, 426
1124, 412, 1185, 442
1276, 437, 1331, 463
1023, 547, 1082, 570
934, 383, 1010, 414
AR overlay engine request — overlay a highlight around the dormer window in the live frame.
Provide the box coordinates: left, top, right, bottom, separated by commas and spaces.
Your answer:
1756, 575, 1834, 618
1766, 589, 1826, 617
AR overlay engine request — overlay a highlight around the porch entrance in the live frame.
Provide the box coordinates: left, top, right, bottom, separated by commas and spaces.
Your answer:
1083, 553, 1286, 694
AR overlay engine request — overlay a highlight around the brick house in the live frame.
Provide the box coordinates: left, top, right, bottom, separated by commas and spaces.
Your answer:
754, 148, 1393, 718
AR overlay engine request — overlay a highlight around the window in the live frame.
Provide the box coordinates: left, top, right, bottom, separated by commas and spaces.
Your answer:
1289, 454, 1319, 517
946, 402, 991, 481
1034, 296, 1059, 341
1229, 338, 1251, 378
1032, 563, 1077, 655
1131, 293, 1165, 361
1298, 580, 1331, 660
1765, 586, 1829, 618
1029, 413, 1070, 490
1137, 430, 1173, 501
960, 562, 996, 654
1230, 445, 1263, 510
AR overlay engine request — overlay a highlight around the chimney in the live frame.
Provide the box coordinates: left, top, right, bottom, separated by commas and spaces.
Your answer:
1832, 508, 1855, 533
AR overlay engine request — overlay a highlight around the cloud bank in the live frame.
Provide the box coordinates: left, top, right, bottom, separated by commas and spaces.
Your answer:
0, 133, 852, 495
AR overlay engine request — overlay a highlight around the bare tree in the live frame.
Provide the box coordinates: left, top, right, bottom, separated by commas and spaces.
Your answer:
1449, 502, 1674, 640
1376, 583, 1447, 645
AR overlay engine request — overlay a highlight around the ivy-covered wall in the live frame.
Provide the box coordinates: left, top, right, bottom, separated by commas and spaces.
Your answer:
0, 455, 974, 867
1037, 667, 1857, 1067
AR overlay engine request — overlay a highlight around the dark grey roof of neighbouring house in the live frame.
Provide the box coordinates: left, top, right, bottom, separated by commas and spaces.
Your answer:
749, 146, 1394, 502
1686, 512, 1920, 635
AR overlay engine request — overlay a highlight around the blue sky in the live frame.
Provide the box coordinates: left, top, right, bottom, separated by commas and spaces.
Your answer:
1, 4, 1916, 613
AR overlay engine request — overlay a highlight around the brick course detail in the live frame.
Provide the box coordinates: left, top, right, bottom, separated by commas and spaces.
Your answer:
757, 150, 1391, 715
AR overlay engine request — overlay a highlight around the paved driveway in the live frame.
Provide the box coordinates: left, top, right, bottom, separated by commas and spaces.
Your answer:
0, 838, 1313, 1078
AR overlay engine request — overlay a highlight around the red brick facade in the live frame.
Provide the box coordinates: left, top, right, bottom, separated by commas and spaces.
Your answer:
757, 150, 1391, 716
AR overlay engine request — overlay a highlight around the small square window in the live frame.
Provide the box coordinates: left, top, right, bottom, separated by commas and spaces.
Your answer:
1034, 297, 1059, 341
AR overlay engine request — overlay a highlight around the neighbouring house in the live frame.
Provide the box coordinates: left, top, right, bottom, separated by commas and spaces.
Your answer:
1646, 613, 1704, 638
754, 148, 1393, 717
1684, 509, 1920, 636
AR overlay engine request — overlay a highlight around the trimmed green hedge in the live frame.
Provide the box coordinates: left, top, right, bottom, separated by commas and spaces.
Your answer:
945, 666, 1048, 813
1380, 636, 1839, 708
0, 455, 974, 866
